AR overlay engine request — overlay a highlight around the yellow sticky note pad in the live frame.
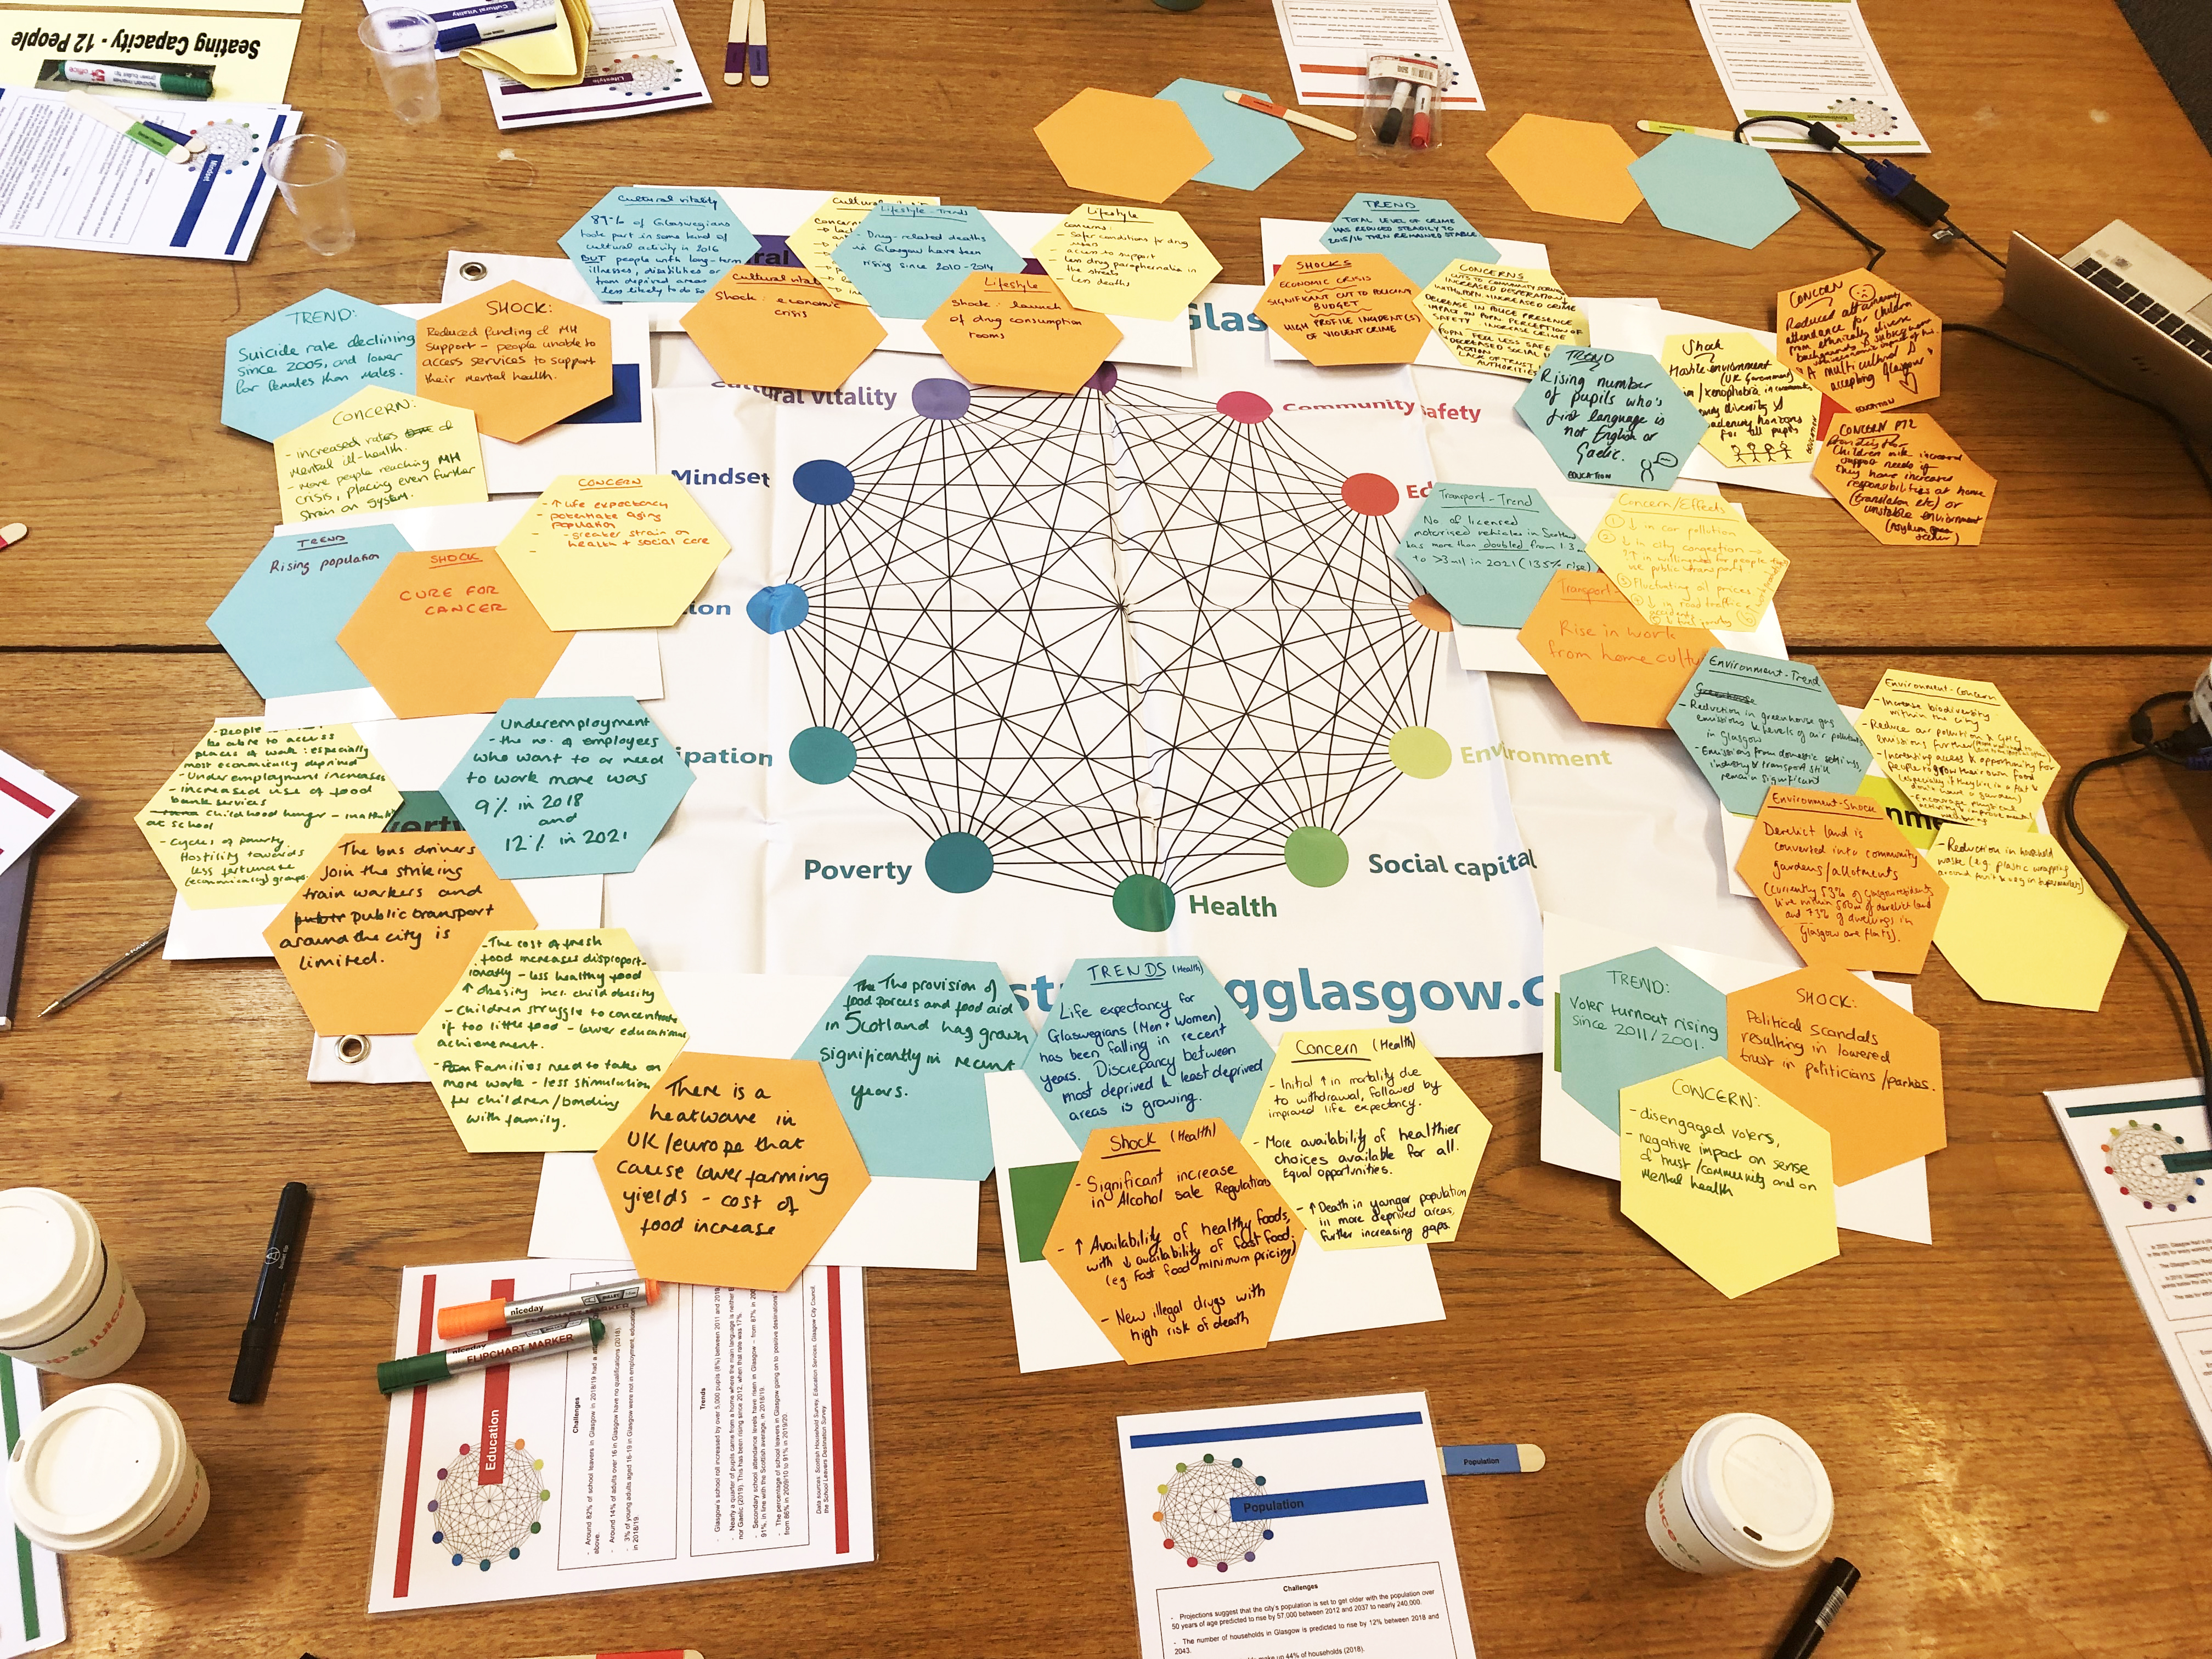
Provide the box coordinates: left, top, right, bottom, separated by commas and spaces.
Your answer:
1243, 1030, 1493, 1249
788, 192, 940, 307
1661, 331, 1820, 468
1032, 204, 1221, 321
1414, 261, 1589, 377
273, 386, 487, 524
1585, 489, 1787, 632
1855, 669, 2056, 827
1619, 1057, 1839, 1299
1925, 826, 2126, 1011
497, 474, 731, 630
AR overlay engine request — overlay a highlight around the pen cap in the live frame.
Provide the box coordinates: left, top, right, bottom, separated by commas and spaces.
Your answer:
376, 1350, 452, 1395
7, 1384, 211, 1559
0, 1187, 145, 1377
436, 1297, 513, 1341
1646, 1412, 1833, 1574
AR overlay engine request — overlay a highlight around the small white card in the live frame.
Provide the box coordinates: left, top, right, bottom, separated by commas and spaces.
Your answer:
0, 749, 74, 880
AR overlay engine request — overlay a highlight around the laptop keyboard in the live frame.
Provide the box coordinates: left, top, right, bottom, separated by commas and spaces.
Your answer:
2074, 257, 2212, 362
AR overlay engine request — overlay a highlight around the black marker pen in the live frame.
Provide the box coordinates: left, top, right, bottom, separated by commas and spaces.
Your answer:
1771, 1557, 1860, 1659
229, 1181, 311, 1404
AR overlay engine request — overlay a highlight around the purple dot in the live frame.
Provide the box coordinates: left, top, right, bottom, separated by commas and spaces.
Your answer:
1086, 363, 1119, 393
913, 378, 972, 419
1217, 1561, 1229, 1572
1216, 391, 1272, 424
428, 1496, 441, 1509
1244, 1552, 1255, 1562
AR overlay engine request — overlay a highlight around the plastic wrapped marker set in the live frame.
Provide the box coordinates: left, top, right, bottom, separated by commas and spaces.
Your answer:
1360, 54, 1447, 160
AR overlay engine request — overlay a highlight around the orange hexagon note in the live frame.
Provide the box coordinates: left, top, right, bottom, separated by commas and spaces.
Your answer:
1726, 966, 1945, 1186
595, 1053, 870, 1293
1775, 270, 1940, 413
1736, 787, 1948, 973
1813, 411, 1995, 546
922, 273, 1124, 394
1255, 254, 1431, 368
680, 266, 888, 393
497, 474, 732, 630
336, 548, 571, 719
1035, 88, 1213, 204
1045, 1119, 1301, 1364
415, 281, 613, 443
1515, 569, 1717, 728
263, 830, 535, 1035
1485, 114, 1645, 223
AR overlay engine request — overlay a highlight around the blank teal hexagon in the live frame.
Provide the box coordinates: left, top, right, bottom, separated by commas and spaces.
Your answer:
1558, 947, 1725, 1132
1666, 650, 1871, 816
1626, 134, 1799, 250
558, 186, 761, 304
831, 203, 1025, 320
1391, 484, 1596, 628
1155, 78, 1302, 191
222, 289, 417, 442
207, 524, 412, 699
1514, 346, 1709, 489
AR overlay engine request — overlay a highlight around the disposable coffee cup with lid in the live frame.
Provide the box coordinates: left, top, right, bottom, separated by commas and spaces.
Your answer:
7, 1383, 211, 1560
1645, 1412, 1833, 1575
0, 1187, 146, 1378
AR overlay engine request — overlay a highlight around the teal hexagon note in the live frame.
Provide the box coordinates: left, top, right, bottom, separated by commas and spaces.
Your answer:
441, 696, 695, 879
797, 955, 1036, 1180
221, 289, 417, 443
1391, 485, 1595, 628
1558, 947, 1725, 1132
1515, 346, 1708, 489
1320, 194, 1499, 289
831, 202, 1025, 320
558, 186, 761, 304
1023, 957, 1274, 1139
1666, 651, 1871, 816
1155, 78, 1303, 190
206, 525, 412, 699
1626, 133, 1799, 251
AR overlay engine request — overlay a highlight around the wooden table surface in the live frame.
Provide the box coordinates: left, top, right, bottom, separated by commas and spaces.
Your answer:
5, 0, 2212, 1655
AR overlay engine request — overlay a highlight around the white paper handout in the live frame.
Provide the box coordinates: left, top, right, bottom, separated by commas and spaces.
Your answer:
1687, 0, 1927, 154
1269, 0, 1484, 109
368, 1257, 871, 1611
0, 748, 75, 880
1118, 1392, 1477, 1659
482, 1, 708, 129
1, 1361, 66, 1658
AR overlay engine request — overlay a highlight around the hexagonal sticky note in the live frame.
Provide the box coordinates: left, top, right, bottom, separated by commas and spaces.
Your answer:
263, 830, 535, 1035
222, 289, 417, 442
680, 267, 888, 393
559, 186, 760, 304
1155, 78, 1301, 190
795, 956, 1035, 1180
1516, 570, 1718, 728
594, 1054, 870, 1291
1244, 1030, 1493, 1248
1034, 205, 1220, 321
1667, 651, 1870, 815
1255, 254, 1431, 367
414, 928, 689, 1152
136, 720, 402, 909
830, 201, 1026, 321
787, 191, 939, 306
1585, 489, 1787, 631
923, 274, 1124, 394
207, 525, 410, 700
1391, 485, 1594, 628
1619, 1057, 1838, 1299
1855, 669, 2056, 828
1726, 967, 1944, 1186
1515, 347, 1708, 489
1558, 947, 1726, 1132
1414, 262, 1589, 377
496, 474, 731, 630
441, 696, 694, 879
1486, 114, 1644, 222
274, 387, 486, 523
1626, 133, 1798, 249
415, 281, 613, 444
1926, 825, 2126, 1011
1662, 332, 1821, 469
1736, 788, 1948, 973
1856, 773, 1944, 849
1320, 194, 1498, 290
1814, 411, 1995, 545
1035, 88, 1212, 204
1045, 1119, 1300, 1363
335, 548, 571, 720
1023, 957, 1273, 1139
1776, 271, 1941, 413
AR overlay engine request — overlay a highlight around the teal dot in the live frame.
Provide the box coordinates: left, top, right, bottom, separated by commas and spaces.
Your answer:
1113, 873, 1175, 932
1283, 825, 1349, 887
926, 832, 993, 893
790, 726, 857, 783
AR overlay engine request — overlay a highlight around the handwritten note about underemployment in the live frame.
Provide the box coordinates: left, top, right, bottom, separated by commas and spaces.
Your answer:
273, 386, 487, 523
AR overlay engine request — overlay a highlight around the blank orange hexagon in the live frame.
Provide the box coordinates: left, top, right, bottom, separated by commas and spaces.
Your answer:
680, 266, 887, 392
1045, 1119, 1302, 1364
595, 1054, 871, 1293
1035, 88, 1213, 203
1736, 787, 1948, 973
1515, 569, 1717, 728
263, 830, 535, 1035
415, 281, 613, 443
923, 273, 1123, 394
1726, 966, 1945, 1186
1486, 114, 1645, 222
336, 548, 571, 719
1255, 254, 1432, 367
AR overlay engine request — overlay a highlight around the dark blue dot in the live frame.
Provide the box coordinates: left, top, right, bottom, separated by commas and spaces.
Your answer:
790, 726, 858, 784
509, 1548, 520, 1559
926, 832, 993, 893
431, 1530, 444, 1544
794, 459, 855, 504
746, 583, 810, 633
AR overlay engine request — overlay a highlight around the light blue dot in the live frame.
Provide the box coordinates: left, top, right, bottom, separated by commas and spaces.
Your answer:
746, 584, 810, 633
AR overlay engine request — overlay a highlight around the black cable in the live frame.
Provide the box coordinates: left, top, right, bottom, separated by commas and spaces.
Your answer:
1729, 116, 2008, 274
1939, 220, 2007, 270
1781, 178, 1887, 269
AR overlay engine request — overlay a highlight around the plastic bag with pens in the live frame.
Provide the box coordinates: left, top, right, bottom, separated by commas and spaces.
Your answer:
1358, 54, 1446, 160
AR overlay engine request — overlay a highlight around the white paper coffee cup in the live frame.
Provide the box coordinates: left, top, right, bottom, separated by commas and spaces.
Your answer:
1645, 1412, 1832, 1575
0, 1188, 146, 1378
8, 1383, 211, 1559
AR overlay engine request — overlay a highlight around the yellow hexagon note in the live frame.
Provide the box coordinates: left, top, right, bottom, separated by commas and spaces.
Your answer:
788, 191, 939, 307
1243, 1029, 1493, 1249
496, 474, 732, 630
1619, 1056, 1839, 1299
1660, 331, 1820, 469
274, 387, 487, 523
1032, 204, 1221, 322
1585, 490, 1788, 631
1413, 261, 1589, 377
1855, 669, 2057, 828
136, 719, 402, 909
1925, 825, 2126, 1011
414, 928, 690, 1152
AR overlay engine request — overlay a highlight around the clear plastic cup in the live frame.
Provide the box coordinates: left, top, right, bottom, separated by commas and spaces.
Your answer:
262, 133, 355, 257
358, 9, 442, 126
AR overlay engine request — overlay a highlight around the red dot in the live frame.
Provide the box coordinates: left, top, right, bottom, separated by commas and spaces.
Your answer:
1163, 1539, 1176, 1549
1340, 472, 1399, 515
1187, 1557, 1199, 1567
1216, 391, 1273, 424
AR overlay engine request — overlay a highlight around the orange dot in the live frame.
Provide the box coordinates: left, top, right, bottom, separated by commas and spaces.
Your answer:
1340, 472, 1400, 515
1408, 595, 1453, 631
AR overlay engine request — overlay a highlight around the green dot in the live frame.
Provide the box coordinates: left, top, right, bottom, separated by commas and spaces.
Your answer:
790, 725, 857, 784
1113, 873, 1175, 932
1388, 725, 1452, 779
1283, 825, 1349, 887
1176, 1462, 1188, 1473
1203, 1453, 1215, 1463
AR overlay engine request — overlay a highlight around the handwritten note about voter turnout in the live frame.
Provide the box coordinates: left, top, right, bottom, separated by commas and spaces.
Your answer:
273, 386, 487, 523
